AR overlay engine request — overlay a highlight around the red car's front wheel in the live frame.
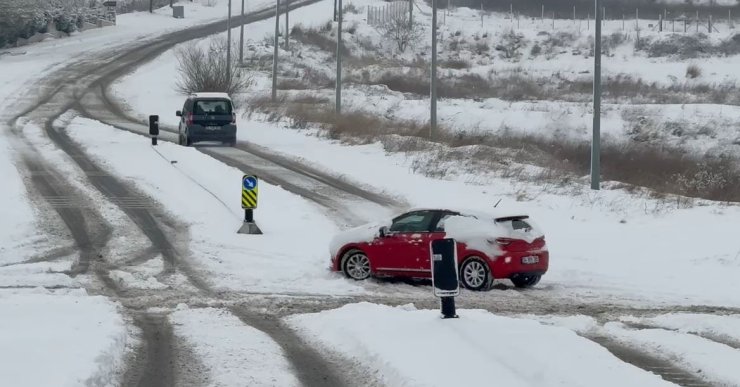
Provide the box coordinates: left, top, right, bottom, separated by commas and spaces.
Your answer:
342, 250, 371, 281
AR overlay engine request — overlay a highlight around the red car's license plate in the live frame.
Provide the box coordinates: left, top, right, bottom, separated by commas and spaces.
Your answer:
206, 126, 220, 130
522, 256, 539, 264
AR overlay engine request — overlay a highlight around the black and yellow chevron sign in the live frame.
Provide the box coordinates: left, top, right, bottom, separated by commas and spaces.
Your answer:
241, 175, 259, 209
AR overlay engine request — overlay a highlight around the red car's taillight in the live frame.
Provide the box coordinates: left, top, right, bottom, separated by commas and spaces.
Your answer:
186, 112, 193, 125
231, 112, 236, 124
492, 238, 513, 246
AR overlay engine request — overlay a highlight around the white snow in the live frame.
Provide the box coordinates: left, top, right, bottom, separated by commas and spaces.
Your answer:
622, 313, 740, 343
109, 0, 740, 308
605, 322, 740, 386
170, 306, 300, 387
66, 117, 365, 295
0, 291, 129, 387
287, 303, 674, 387
328, 220, 389, 258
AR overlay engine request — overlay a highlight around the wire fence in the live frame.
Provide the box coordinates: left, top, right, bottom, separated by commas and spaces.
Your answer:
367, 1, 410, 26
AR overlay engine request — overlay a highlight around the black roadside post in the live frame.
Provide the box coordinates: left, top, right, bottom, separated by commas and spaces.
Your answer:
238, 174, 263, 234
149, 115, 159, 146
431, 238, 460, 319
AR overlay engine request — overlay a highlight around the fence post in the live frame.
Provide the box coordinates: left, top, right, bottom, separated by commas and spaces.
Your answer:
622, 13, 625, 30
552, 11, 554, 29
696, 10, 699, 32
588, 12, 590, 30
511, 3, 514, 23
659, 13, 662, 32
709, 14, 712, 33
573, 5, 576, 24
730, 9, 733, 29
541, 4, 544, 23
636, 8, 639, 31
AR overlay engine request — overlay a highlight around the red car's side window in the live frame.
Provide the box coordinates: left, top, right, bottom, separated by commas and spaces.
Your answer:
389, 212, 436, 233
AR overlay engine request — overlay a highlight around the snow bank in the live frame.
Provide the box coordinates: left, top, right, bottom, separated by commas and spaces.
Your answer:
622, 313, 740, 342
0, 132, 50, 266
605, 322, 740, 386
0, 291, 129, 387
287, 303, 673, 387
170, 306, 300, 387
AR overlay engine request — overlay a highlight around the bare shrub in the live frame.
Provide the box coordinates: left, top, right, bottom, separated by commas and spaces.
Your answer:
474, 40, 490, 54
291, 25, 349, 56
495, 30, 526, 60
439, 58, 471, 69
644, 33, 708, 58
174, 38, 251, 95
686, 63, 701, 79
250, 97, 740, 202
343, 3, 359, 14
530, 43, 542, 57
378, 11, 424, 53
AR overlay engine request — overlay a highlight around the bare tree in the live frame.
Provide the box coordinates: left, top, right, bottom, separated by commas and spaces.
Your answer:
175, 38, 252, 95
378, 11, 423, 53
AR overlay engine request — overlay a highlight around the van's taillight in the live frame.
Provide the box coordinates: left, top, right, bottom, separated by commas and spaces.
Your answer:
231, 112, 236, 124
186, 112, 193, 125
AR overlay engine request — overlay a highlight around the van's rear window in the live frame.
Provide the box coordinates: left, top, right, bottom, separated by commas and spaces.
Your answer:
194, 100, 232, 115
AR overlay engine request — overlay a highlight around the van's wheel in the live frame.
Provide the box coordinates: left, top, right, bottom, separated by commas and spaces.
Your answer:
185, 135, 193, 147
460, 257, 492, 291
511, 275, 541, 288
178, 134, 184, 145
341, 250, 371, 281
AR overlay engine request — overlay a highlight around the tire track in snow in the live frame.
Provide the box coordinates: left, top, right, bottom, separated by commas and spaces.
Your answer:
624, 321, 740, 351
584, 334, 713, 387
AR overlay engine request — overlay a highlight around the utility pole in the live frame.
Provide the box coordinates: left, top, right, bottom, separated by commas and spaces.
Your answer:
239, 0, 245, 64
409, 0, 413, 27
333, 0, 337, 21
430, 0, 438, 138
227, 0, 232, 82
272, 0, 280, 101
336, 0, 343, 115
591, 0, 602, 190
285, 0, 290, 49
149, 0, 153, 13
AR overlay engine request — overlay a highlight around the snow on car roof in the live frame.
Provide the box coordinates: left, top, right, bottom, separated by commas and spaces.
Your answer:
403, 207, 529, 221
189, 92, 232, 100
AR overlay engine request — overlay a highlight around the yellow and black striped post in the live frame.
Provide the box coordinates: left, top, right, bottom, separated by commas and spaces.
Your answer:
241, 175, 259, 223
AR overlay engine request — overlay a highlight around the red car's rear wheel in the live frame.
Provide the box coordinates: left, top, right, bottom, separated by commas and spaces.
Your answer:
342, 250, 371, 281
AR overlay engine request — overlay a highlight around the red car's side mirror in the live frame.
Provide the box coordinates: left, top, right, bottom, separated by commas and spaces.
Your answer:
378, 226, 389, 238
176, 110, 182, 117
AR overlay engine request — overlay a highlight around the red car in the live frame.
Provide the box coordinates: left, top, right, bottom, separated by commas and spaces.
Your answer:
330, 209, 549, 290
